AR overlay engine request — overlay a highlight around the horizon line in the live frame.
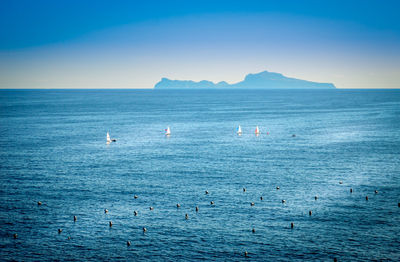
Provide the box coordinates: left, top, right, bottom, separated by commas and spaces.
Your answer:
1, 87, 400, 90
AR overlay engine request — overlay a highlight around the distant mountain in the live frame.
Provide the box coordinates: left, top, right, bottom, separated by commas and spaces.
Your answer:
154, 70, 336, 89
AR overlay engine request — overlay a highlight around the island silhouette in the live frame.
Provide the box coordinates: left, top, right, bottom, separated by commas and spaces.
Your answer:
155, 70, 336, 89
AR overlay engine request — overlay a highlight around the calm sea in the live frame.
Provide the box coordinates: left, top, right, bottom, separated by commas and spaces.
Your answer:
0, 89, 399, 261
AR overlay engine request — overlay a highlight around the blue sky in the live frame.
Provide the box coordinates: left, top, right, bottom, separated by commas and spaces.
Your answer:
0, 0, 399, 88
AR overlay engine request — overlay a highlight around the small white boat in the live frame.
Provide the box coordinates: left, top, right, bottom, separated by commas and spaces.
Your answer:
255, 126, 260, 135
107, 132, 116, 143
165, 126, 171, 136
237, 125, 242, 135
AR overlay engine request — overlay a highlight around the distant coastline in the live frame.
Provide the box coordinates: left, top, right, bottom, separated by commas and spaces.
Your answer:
154, 70, 336, 89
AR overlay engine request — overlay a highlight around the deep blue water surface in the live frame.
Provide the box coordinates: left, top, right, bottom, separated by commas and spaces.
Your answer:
0, 89, 399, 261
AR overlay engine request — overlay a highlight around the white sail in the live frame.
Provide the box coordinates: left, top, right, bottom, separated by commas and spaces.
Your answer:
107, 132, 111, 143
237, 125, 242, 135
165, 126, 171, 135
255, 126, 260, 135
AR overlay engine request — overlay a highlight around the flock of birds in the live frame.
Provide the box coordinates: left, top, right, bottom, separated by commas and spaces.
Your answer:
11, 181, 398, 260
9, 128, 398, 260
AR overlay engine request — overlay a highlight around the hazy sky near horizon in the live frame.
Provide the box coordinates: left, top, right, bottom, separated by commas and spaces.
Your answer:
0, 0, 399, 89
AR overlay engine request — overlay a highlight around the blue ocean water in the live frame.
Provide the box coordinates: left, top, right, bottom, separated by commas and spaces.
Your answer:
0, 89, 399, 261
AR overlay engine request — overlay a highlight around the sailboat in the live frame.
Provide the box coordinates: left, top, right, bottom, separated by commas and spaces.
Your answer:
165, 127, 171, 136
255, 126, 260, 135
107, 132, 116, 143
237, 125, 242, 135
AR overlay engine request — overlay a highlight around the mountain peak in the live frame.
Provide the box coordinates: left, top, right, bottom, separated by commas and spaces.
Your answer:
244, 71, 285, 81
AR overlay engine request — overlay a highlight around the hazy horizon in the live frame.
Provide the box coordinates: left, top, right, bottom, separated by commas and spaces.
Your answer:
1, 1, 399, 89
